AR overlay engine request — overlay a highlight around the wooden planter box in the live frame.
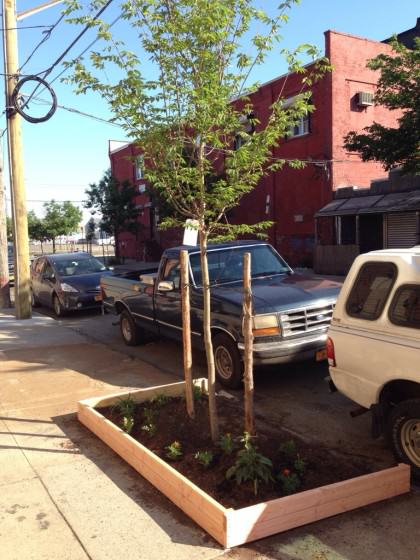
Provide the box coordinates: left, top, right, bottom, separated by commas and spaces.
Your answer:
78, 379, 410, 548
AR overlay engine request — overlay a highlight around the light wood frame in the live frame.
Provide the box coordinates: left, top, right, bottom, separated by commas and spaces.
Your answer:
78, 379, 410, 548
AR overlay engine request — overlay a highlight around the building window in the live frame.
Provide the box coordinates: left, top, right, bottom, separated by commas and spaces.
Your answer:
288, 113, 310, 138
283, 94, 311, 138
389, 284, 420, 329
135, 155, 144, 180
234, 113, 255, 151
345, 262, 397, 320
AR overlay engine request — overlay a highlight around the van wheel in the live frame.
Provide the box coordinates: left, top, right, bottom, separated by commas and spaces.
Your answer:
120, 310, 141, 346
388, 399, 420, 478
213, 333, 243, 389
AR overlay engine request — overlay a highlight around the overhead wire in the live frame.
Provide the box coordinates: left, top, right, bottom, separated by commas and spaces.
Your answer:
19, 12, 67, 73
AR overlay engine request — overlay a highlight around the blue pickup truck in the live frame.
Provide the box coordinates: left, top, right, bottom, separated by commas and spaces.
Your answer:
101, 241, 341, 388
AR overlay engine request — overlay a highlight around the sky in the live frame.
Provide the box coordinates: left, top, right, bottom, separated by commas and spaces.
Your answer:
2, 0, 419, 226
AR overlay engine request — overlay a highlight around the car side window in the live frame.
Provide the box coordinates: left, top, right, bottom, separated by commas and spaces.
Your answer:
389, 284, 420, 329
162, 258, 180, 290
346, 262, 397, 320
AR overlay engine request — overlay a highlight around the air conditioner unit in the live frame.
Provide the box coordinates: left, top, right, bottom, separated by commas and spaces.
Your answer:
357, 91, 374, 107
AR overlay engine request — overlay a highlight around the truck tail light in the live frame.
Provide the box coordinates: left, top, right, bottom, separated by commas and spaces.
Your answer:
327, 336, 336, 367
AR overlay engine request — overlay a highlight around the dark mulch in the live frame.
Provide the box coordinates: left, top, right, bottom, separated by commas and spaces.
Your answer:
99, 392, 377, 510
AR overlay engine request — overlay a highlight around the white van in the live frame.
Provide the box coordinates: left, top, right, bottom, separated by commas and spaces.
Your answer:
327, 247, 420, 477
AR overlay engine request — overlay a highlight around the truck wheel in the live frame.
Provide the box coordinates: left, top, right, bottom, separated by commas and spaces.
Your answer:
120, 310, 141, 346
388, 399, 420, 478
213, 333, 243, 389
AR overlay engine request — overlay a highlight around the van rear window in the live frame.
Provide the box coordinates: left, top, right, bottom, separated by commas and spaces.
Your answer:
389, 284, 420, 329
346, 262, 397, 320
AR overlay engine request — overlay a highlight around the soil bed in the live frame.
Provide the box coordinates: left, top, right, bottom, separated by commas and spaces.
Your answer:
100, 393, 376, 509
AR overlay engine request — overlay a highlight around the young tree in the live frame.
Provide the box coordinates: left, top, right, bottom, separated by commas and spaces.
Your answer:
68, 0, 328, 440
27, 211, 49, 253
43, 201, 82, 253
84, 170, 140, 260
345, 38, 420, 174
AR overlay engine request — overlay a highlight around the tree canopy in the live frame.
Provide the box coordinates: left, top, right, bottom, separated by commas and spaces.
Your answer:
67, 0, 329, 440
43, 200, 82, 252
345, 38, 420, 174
84, 169, 140, 256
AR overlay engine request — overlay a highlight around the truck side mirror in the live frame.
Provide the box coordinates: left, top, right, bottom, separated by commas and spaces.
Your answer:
158, 280, 174, 292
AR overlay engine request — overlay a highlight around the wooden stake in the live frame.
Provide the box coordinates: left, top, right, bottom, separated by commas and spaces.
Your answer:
243, 252, 255, 434
180, 250, 195, 418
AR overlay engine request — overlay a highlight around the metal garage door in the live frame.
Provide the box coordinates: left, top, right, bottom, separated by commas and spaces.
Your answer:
387, 212, 418, 248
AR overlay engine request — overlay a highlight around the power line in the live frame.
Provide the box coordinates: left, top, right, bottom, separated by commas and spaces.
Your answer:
19, 12, 66, 73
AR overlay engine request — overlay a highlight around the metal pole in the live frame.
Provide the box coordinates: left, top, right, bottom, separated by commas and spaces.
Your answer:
3, 0, 31, 318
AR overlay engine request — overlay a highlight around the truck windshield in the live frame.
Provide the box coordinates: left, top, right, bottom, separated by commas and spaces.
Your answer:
189, 245, 290, 286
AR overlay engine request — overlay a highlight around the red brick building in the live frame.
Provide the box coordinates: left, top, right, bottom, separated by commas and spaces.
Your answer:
109, 30, 400, 265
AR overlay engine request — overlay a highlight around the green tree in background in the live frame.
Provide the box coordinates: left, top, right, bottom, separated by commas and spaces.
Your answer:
84, 170, 140, 260
68, 0, 329, 440
345, 38, 420, 174
27, 211, 49, 252
43, 201, 82, 253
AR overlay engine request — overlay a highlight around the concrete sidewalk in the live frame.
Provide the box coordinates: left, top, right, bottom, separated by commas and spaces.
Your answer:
0, 312, 224, 560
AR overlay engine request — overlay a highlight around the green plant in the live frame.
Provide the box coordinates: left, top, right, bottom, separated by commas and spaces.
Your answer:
294, 455, 306, 475
218, 433, 235, 455
278, 468, 301, 495
279, 439, 297, 458
141, 407, 157, 436
226, 433, 273, 495
165, 441, 183, 460
192, 385, 203, 402
151, 393, 171, 407
113, 395, 136, 417
122, 415, 134, 434
194, 450, 214, 469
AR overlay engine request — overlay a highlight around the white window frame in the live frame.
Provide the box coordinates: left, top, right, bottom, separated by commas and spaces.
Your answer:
135, 155, 144, 180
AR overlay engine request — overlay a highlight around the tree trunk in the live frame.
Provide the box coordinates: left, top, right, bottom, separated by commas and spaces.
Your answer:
180, 250, 195, 419
199, 230, 219, 442
52, 238, 56, 253
243, 252, 255, 434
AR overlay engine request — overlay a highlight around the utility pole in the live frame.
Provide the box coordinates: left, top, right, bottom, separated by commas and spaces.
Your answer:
0, 138, 11, 308
2, 0, 31, 318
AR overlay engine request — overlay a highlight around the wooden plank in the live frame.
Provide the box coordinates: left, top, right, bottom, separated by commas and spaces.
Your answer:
78, 401, 226, 545
225, 464, 410, 547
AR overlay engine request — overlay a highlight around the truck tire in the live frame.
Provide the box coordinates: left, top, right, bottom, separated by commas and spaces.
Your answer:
213, 333, 243, 389
388, 399, 420, 478
120, 310, 141, 346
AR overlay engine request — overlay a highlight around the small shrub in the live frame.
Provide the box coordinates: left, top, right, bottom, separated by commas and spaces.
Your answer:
152, 393, 171, 407
194, 450, 214, 468
165, 441, 183, 460
141, 423, 157, 436
218, 433, 235, 455
122, 415, 134, 434
294, 455, 306, 475
143, 408, 157, 425
279, 439, 297, 458
112, 394, 136, 417
192, 385, 203, 402
278, 468, 301, 495
226, 432, 273, 496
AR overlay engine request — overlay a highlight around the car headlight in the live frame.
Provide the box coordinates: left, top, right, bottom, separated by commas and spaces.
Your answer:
252, 314, 281, 336
60, 283, 79, 293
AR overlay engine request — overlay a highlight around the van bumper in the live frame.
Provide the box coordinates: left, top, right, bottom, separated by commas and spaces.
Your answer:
238, 332, 328, 365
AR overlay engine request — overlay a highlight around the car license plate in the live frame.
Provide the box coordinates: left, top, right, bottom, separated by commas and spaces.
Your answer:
95, 294, 102, 301
316, 348, 328, 361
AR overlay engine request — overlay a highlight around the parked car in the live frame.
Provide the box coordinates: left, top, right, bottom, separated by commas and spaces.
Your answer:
327, 247, 420, 476
101, 241, 341, 388
31, 252, 112, 317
